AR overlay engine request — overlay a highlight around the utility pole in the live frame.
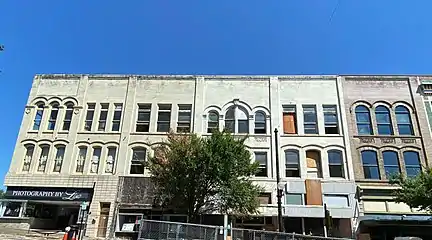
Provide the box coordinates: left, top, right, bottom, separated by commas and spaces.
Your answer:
274, 128, 284, 232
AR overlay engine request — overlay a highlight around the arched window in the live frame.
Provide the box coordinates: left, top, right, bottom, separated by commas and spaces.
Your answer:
403, 151, 421, 177
62, 102, 74, 131
328, 150, 344, 178
224, 106, 249, 134
207, 111, 219, 133
76, 146, 87, 173
306, 150, 322, 178
33, 102, 45, 131
130, 147, 146, 174
106, 147, 117, 174
285, 150, 300, 177
395, 106, 414, 135
90, 147, 102, 173
375, 106, 393, 135
37, 145, 50, 172
355, 106, 372, 135
361, 150, 380, 179
383, 151, 400, 179
47, 102, 59, 130
53, 145, 65, 172
254, 111, 266, 134
22, 144, 35, 172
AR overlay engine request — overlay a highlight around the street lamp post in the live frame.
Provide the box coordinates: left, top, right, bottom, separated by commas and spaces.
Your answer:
274, 128, 284, 232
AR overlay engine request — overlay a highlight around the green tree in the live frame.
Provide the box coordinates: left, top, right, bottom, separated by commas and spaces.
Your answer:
147, 130, 262, 222
390, 168, 432, 212
0, 189, 5, 199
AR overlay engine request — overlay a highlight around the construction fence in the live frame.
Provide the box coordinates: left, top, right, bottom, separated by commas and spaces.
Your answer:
138, 219, 354, 240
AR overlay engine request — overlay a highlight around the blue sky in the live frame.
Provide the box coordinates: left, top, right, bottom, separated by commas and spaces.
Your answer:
0, 0, 431, 185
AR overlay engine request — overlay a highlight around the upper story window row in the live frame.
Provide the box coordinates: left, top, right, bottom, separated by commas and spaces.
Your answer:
282, 104, 339, 135
355, 104, 414, 136
32, 101, 74, 132
84, 103, 123, 132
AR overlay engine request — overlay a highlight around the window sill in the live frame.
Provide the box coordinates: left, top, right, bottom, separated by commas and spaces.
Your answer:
354, 135, 420, 138
41, 131, 54, 134
57, 131, 70, 134
281, 134, 342, 137
77, 131, 121, 135
27, 131, 39, 134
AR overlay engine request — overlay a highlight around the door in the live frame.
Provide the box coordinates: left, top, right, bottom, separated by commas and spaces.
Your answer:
97, 203, 110, 237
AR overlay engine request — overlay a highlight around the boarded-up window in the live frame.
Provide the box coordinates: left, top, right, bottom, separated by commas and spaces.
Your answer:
306, 150, 322, 178
283, 105, 297, 134
305, 179, 322, 206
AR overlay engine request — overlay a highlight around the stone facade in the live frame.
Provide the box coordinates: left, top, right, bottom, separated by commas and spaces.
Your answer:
2, 74, 371, 237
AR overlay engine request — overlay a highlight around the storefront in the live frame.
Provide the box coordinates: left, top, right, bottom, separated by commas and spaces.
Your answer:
0, 186, 93, 231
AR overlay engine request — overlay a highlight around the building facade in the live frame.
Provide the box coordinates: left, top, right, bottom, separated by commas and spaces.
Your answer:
1, 74, 372, 238
341, 76, 432, 240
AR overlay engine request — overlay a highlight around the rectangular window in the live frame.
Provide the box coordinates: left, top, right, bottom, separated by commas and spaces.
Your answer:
47, 105, 59, 131
62, 105, 74, 131
258, 193, 272, 205
285, 150, 300, 177
53, 146, 65, 173
323, 105, 339, 134
76, 147, 87, 173
177, 104, 192, 133
282, 105, 297, 134
33, 106, 44, 131
254, 152, 268, 177
37, 146, 50, 172
323, 195, 349, 208
303, 105, 318, 134
136, 104, 151, 132
112, 103, 123, 131
90, 147, 101, 173
106, 147, 116, 173
286, 193, 303, 205
130, 148, 146, 174
98, 104, 109, 131
157, 104, 171, 132
84, 103, 96, 131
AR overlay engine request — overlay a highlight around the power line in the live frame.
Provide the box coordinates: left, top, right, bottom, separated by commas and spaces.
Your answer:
329, 0, 341, 23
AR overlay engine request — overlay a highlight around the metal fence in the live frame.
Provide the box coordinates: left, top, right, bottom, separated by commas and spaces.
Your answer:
138, 219, 354, 240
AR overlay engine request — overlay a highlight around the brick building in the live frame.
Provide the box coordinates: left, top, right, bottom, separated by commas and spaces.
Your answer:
341, 76, 432, 240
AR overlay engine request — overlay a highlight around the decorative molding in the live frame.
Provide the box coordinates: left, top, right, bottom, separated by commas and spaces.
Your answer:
359, 137, 375, 144
401, 138, 416, 144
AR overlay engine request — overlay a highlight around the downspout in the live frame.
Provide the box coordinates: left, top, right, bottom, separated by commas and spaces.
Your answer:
408, 77, 429, 168
335, 77, 351, 180
192, 77, 198, 133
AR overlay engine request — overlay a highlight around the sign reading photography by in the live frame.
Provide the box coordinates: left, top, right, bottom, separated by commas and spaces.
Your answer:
5, 187, 93, 201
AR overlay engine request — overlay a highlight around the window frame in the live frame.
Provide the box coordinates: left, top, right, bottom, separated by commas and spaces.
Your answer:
254, 152, 268, 177
22, 144, 35, 172
62, 102, 74, 131
375, 105, 393, 135
355, 105, 373, 135
105, 147, 117, 173
47, 102, 59, 131
403, 151, 421, 178
90, 147, 102, 174
37, 145, 50, 172
207, 111, 219, 133
382, 150, 400, 179
361, 150, 381, 180
130, 147, 146, 175
323, 195, 349, 208
33, 102, 45, 131
285, 193, 304, 205
84, 103, 96, 131
112, 103, 123, 131
98, 103, 109, 131
157, 104, 172, 132
323, 105, 339, 134
328, 149, 344, 178
303, 105, 318, 134
282, 105, 297, 134
395, 105, 414, 135
53, 145, 65, 173
285, 149, 300, 178
177, 104, 192, 133
136, 104, 151, 132
254, 111, 267, 134
224, 106, 249, 134
76, 146, 87, 173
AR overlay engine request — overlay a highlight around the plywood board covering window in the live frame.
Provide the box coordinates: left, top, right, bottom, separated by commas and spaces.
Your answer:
283, 105, 297, 134
305, 179, 323, 206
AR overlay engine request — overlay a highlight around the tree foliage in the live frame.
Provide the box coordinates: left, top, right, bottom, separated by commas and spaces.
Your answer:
147, 130, 262, 222
390, 168, 432, 212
